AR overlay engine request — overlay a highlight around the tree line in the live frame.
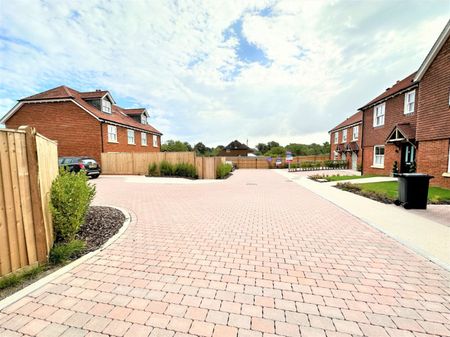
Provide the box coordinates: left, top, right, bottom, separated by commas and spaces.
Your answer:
161, 139, 330, 157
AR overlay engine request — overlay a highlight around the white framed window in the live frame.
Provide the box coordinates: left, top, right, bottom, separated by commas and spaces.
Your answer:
334, 132, 338, 144
352, 125, 359, 140
373, 103, 385, 127
107, 125, 117, 143
153, 135, 158, 147
141, 114, 146, 124
333, 151, 338, 160
141, 132, 147, 146
127, 130, 135, 144
373, 145, 385, 167
404, 90, 415, 114
342, 129, 347, 143
102, 99, 112, 114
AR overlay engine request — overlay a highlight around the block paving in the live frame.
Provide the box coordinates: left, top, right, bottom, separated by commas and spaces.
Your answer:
1, 170, 449, 336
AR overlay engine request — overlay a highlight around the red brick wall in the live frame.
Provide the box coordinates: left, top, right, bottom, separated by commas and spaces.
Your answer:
362, 88, 418, 148
102, 123, 160, 153
416, 139, 450, 188
362, 143, 400, 176
416, 37, 450, 141
6, 101, 102, 162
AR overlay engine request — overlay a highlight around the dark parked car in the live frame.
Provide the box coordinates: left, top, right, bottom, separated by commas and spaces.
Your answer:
58, 157, 101, 178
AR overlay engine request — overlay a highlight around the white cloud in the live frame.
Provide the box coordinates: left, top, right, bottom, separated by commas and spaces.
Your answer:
0, 0, 447, 147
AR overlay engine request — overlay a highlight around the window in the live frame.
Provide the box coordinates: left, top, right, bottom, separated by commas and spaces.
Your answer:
127, 130, 135, 144
107, 125, 117, 142
141, 132, 147, 146
352, 125, 359, 140
333, 151, 338, 160
102, 99, 112, 114
373, 145, 385, 167
342, 129, 347, 143
334, 132, 338, 144
153, 135, 158, 147
141, 114, 146, 124
404, 90, 415, 114
373, 103, 385, 127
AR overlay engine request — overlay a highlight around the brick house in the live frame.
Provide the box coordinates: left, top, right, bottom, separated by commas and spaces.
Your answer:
414, 21, 450, 188
329, 111, 362, 171
360, 73, 419, 176
218, 140, 254, 156
1, 86, 162, 163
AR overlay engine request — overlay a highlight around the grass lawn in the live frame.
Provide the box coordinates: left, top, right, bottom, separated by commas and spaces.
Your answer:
352, 181, 450, 203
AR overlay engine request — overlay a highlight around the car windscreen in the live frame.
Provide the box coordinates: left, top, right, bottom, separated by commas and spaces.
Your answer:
81, 159, 97, 166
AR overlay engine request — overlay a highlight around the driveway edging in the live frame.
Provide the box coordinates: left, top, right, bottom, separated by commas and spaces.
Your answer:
0, 205, 132, 311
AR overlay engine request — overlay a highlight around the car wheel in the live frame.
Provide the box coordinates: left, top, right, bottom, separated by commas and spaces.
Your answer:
91, 174, 100, 179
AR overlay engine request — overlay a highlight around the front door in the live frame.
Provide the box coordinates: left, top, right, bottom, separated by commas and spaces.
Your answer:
351, 152, 357, 171
401, 143, 416, 172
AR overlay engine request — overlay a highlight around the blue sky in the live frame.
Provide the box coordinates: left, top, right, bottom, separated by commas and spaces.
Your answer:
0, 0, 448, 146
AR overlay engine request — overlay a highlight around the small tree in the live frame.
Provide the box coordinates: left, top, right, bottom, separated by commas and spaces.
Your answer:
50, 169, 96, 243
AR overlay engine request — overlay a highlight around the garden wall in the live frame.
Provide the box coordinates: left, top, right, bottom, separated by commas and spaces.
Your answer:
0, 126, 58, 276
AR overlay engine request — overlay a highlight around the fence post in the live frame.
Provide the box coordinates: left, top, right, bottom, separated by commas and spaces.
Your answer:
20, 126, 47, 263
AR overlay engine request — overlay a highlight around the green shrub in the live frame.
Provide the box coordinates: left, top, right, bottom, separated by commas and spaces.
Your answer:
174, 163, 197, 178
148, 162, 159, 176
49, 240, 86, 265
159, 160, 174, 176
50, 169, 96, 243
217, 163, 232, 179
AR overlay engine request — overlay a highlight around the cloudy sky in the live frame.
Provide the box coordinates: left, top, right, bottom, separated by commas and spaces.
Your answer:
0, 1, 448, 147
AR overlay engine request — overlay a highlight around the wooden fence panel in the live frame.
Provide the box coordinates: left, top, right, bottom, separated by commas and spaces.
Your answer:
0, 127, 58, 277
195, 157, 203, 179
225, 155, 329, 169
101, 152, 196, 175
36, 134, 58, 252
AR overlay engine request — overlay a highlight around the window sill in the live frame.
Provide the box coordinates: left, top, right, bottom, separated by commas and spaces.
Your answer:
128, 143, 136, 146
108, 140, 118, 144
403, 112, 414, 116
371, 165, 385, 169
373, 125, 385, 129
442, 172, 450, 178
142, 144, 148, 147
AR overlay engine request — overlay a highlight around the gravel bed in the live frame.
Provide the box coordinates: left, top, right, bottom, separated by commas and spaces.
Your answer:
77, 206, 126, 253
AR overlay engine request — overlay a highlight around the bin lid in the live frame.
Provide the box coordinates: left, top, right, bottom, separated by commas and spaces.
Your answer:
395, 173, 434, 178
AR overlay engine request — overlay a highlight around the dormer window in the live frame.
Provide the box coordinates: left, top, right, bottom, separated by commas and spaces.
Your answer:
141, 114, 146, 124
102, 99, 112, 114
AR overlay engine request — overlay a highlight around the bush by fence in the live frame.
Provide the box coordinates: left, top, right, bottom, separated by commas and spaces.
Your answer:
216, 163, 233, 179
50, 169, 96, 243
148, 161, 197, 178
288, 160, 348, 171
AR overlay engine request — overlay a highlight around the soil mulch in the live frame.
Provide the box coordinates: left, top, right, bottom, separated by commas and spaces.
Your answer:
0, 206, 125, 300
77, 206, 125, 254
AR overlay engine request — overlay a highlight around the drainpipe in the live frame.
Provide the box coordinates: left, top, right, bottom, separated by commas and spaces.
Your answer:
360, 110, 365, 175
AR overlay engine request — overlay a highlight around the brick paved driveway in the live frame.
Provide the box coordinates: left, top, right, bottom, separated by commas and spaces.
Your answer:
1, 170, 449, 337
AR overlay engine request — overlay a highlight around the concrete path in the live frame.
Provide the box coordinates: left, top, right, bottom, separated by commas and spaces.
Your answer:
277, 170, 450, 269
1, 170, 449, 337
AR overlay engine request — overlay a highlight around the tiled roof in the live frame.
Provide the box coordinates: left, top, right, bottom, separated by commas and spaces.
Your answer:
386, 123, 416, 142
122, 108, 146, 116
329, 111, 362, 133
19, 86, 161, 135
79, 91, 109, 99
224, 140, 252, 151
360, 72, 417, 109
